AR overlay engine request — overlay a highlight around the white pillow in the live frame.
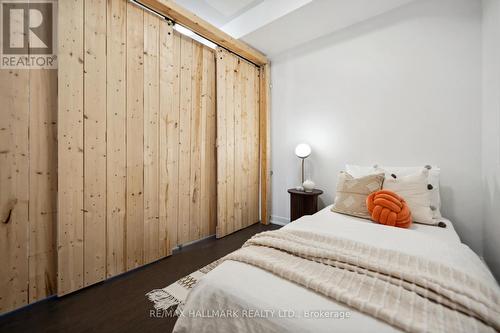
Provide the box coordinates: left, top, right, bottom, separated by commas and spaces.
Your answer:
345, 164, 442, 218
344, 164, 377, 178
382, 169, 435, 224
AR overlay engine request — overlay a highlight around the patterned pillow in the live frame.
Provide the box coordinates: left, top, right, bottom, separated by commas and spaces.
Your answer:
382, 168, 436, 225
331, 171, 385, 219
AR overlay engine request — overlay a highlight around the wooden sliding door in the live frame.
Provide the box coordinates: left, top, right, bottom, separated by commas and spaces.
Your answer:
1, 0, 267, 315
58, 0, 217, 296
167, 34, 217, 248
216, 48, 260, 238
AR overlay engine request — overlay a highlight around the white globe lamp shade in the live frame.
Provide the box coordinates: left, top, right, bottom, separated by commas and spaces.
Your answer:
295, 143, 311, 159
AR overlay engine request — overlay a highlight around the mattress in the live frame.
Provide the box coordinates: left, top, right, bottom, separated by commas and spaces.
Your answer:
292, 205, 461, 246
173, 207, 487, 333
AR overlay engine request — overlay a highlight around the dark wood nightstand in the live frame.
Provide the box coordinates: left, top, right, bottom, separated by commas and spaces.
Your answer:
288, 188, 323, 222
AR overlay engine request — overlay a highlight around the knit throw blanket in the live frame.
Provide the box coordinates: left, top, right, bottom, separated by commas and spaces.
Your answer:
146, 259, 222, 315
148, 229, 500, 332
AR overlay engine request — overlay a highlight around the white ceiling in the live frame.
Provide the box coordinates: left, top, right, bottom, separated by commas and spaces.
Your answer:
205, 0, 259, 17
174, 0, 264, 26
242, 0, 415, 57
173, 0, 415, 58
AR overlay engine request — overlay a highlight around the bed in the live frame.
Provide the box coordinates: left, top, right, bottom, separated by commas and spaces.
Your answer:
172, 206, 497, 333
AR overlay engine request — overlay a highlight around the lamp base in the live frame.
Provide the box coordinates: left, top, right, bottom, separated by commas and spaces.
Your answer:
303, 179, 315, 192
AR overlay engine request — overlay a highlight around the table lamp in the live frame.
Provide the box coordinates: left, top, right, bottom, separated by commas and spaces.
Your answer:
295, 143, 311, 188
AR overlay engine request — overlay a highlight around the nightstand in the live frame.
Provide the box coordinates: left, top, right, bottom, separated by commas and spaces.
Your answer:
288, 188, 323, 222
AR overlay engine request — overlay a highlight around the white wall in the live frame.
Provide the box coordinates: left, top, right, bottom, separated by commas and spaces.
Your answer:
482, 0, 500, 279
270, 0, 484, 254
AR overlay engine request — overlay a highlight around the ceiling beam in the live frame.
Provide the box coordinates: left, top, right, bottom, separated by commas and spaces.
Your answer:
221, 0, 312, 39
138, 0, 268, 66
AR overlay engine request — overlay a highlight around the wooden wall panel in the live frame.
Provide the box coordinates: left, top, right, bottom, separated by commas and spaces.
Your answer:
201, 47, 217, 237
178, 35, 193, 245
84, 0, 107, 287
216, 48, 260, 238
159, 21, 174, 257
251, 66, 261, 225
190, 42, 203, 241
106, 0, 127, 277
29, 69, 57, 301
240, 63, 249, 228
234, 58, 243, 232
225, 53, 235, 236
207, 49, 218, 236
166, 32, 181, 251
144, 13, 160, 264
126, 2, 145, 271
216, 49, 227, 238
57, 0, 85, 296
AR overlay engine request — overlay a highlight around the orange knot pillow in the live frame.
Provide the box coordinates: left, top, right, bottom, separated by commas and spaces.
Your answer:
366, 190, 412, 228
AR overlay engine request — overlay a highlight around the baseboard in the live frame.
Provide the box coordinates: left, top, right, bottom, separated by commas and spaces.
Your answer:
173, 234, 216, 251
270, 215, 290, 226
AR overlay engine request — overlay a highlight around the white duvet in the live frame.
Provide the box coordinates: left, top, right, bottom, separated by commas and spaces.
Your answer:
173, 206, 495, 333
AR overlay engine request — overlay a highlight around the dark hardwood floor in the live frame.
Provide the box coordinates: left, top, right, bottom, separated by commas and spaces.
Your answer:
0, 223, 279, 333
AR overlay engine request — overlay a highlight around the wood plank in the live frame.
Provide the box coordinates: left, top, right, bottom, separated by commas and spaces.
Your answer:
207, 50, 217, 236
0, 69, 29, 312
143, 12, 160, 264
233, 58, 243, 232
126, 2, 145, 270
252, 66, 261, 224
246, 63, 254, 225
28, 69, 57, 302
26, 0, 57, 303
84, 0, 107, 287
200, 47, 209, 238
245, 61, 256, 227
106, 0, 127, 278
159, 21, 174, 257
200, 47, 215, 238
178, 35, 192, 244
259, 64, 271, 225
166, 31, 181, 250
225, 53, 235, 235
57, 0, 85, 296
240, 63, 250, 228
140, 0, 267, 66
215, 48, 227, 238
189, 41, 203, 242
